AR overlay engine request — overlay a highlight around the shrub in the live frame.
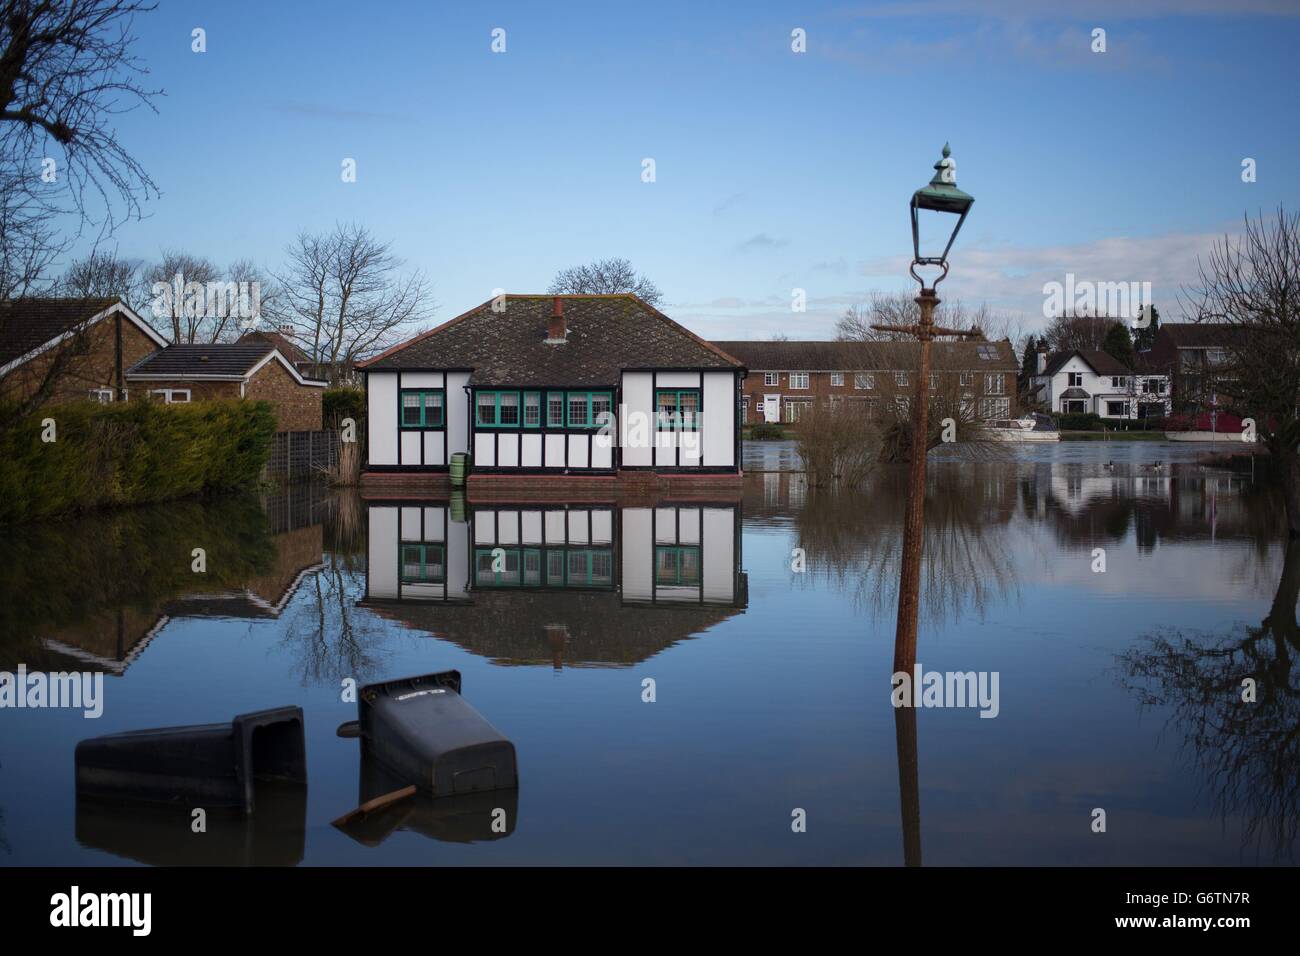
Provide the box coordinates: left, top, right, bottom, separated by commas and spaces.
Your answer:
323, 386, 366, 429
749, 422, 785, 440
1055, 412, 1105, 431
795, 402, 881, 487
0, 399, 277, 524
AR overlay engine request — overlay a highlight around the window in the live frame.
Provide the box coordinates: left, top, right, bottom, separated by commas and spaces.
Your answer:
1068, 372, 1083, 387
830, 372, 844, 387
1180, 351, 1200, 371
565, 391, 612, 428
1142, 378, 1166, 395
400, 389, 444, 428
1206, 348, 1226, 366
150, 388, 190, 404
657, 389, 702, 430
742, 396, 750, 421
523, 392, 541, 427
929, 373, 938, 390
764, 372, 779, 386
980, 397, 1011, 419
984, 374, 1005, 395
976, 344, 1000, 361
1110, 376, 1129, 389
547, 392, 565, 427
854, 373, 874, 390
656, 546, 701, 586
476, 391, 522, 427
475, 548, 521, 587
499, 392, 520, 425
1062, 399, 1088, 414
894, 371, 908, 387
959, 372, 973, 386
400, 543, 445, 584
784, 400, 812, 423
789, 372, 809, 390
90, 389, 115, 403
1105, 400, 1128, 417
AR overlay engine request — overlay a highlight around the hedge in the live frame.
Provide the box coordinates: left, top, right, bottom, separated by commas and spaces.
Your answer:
0, 399, 277, 524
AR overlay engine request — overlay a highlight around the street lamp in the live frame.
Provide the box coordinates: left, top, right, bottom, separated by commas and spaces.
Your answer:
874, 144, 977, 676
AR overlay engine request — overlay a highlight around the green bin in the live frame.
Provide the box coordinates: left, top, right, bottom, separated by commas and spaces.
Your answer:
449, 452, 469, 487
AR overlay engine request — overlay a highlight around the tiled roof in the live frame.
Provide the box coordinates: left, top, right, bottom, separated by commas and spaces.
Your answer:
0, 297, 120, 368
238, 329, 311, 365
126, 343, 275, 378
1041, 349, 1131, 377
712, 338, 1018, 371
1160, 323, 1239, 347
359, 294, 743, 385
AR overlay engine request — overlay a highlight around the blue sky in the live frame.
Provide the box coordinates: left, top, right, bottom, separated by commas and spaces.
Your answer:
78, 0, 1300, 341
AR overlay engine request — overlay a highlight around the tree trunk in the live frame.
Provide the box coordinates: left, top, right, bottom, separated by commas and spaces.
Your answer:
1280, 448, 1300, 537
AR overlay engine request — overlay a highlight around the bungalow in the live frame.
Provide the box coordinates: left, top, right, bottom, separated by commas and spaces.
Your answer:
357, 294, 745, 474
714, 339, 1019, 425
0, 297, 170, 406
125, 342, 327, 430
1028, 348, 1170, 420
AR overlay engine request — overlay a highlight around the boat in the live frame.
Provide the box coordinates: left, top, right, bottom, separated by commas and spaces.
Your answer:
977, 415, 1060, 442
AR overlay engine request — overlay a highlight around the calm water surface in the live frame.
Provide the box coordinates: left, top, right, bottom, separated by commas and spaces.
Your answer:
1, 440, 1295, 865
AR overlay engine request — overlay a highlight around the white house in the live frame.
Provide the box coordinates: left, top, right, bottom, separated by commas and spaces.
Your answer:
357, 295, 745, 474
1030, 348, 1171, 420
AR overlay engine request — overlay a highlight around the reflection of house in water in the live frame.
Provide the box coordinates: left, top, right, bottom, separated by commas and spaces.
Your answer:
36, 489, 326, 675
361, 499, 747, 666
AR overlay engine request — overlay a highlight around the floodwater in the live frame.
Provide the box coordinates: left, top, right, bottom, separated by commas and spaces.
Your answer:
1, 440, 1295, 865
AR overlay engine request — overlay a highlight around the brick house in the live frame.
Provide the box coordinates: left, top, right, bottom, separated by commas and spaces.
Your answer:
358, 294, 745, 474
0, 298, 170, 406
1143, 323, 1240, 415
126, 343, 327, 430
713, 339, 1019, 425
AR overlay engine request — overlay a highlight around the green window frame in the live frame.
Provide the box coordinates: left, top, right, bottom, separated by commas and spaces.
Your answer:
400, 543, 445, 583
400, 389, 445, 428
546, 392, 566, 427
655, 389, 702, 431
474, 547, 613, 588
475, 390, 523, 427
523, 392, 542, 428
655, 546, 701, 586
566, 391, 613, 429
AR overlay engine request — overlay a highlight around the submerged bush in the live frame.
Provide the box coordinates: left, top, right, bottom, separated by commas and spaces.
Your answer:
0, 399, 277, 524
749, 422, 785, 440
795, 402, 882, 487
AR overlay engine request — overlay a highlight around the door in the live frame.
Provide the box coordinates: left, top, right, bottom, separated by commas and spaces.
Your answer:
764, 394, 780, 423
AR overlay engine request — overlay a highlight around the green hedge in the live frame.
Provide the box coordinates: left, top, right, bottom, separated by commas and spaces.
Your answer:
0, 399, 277, 524
748, 423, 786, 440
1054, 412, 1105, 431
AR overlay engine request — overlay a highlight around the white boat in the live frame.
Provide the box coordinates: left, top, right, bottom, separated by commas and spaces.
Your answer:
977, 416, 1061, 442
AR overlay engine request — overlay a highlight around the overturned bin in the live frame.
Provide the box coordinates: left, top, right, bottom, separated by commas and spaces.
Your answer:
357, 671, 516, 797
75, 706, 306, 814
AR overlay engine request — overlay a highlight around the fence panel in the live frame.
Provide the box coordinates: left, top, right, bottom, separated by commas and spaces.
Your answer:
263, 429, 341, 483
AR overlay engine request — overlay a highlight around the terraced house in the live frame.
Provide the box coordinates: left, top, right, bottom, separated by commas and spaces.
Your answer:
713, 339, 1019, 425
358, 295, 745, 475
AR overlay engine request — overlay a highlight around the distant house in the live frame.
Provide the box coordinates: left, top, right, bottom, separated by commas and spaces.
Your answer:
0, 298, 169, 406
1144, 323, 1239, 414
357, 294, 745, 474
238, 327, 345, 383
713, 339, 1019, 425
126, 342, 327, 430
1028, 348, 1170, 419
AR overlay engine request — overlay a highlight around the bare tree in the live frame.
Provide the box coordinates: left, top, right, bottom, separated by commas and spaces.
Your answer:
548, 256, 663, 308
1186, 206, 1300, 535
57, 248, 138, 302
836, 291, 998, 343
0, 0, 161, 237
270, 223, 434, 385
1040, 311, 1117, 353
142, 250, 219, 343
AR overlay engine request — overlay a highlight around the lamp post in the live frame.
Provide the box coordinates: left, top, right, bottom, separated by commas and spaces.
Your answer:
874, 144, 976, 675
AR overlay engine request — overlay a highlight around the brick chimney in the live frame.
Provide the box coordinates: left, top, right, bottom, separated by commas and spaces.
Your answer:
546, 296, 567, 344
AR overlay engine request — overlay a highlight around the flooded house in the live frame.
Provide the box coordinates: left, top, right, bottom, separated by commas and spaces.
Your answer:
357, 294, 746, 475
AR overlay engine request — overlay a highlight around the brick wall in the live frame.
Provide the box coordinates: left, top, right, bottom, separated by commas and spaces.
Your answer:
245, 355, 323, 430
740, 368, 1018, 425
0, 311, 162, 406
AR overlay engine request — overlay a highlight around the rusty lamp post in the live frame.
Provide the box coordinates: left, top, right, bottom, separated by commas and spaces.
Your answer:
874, 143, 976, 675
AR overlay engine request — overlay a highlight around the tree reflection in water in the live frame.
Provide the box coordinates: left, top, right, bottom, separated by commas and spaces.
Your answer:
791, 464, 1020, 629
1117, 538, 1300, 861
